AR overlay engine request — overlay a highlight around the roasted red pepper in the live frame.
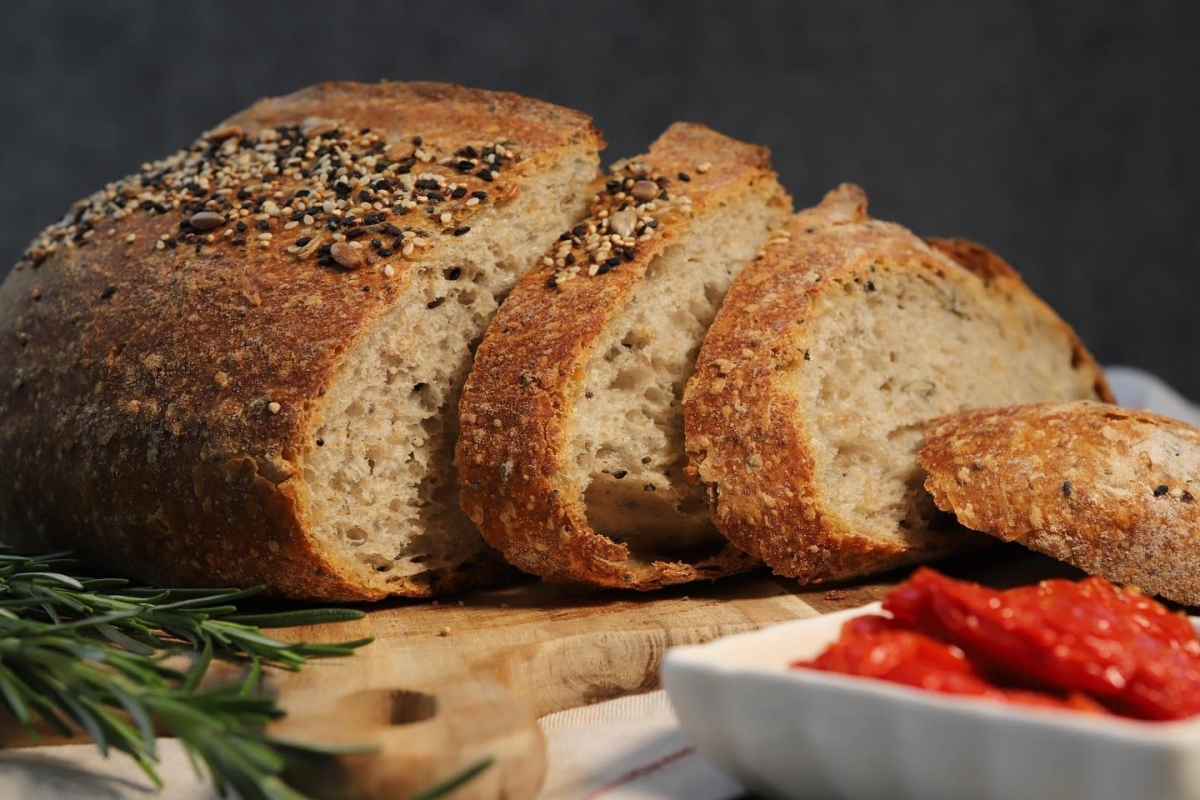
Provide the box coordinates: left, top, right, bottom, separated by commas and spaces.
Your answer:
795, 568, 1200, 720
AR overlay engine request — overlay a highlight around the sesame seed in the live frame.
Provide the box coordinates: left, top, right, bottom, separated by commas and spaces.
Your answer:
267, 401, 281, 414
383, 263, 395, 277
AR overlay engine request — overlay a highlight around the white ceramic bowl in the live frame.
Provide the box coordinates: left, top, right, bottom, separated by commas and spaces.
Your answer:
661, 603, 1200, 800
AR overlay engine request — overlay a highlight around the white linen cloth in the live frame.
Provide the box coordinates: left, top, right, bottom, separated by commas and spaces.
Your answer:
0, 365, 1195, 799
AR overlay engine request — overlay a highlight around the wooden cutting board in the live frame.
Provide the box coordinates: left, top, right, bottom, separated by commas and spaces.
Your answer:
264, 544, 1082, 799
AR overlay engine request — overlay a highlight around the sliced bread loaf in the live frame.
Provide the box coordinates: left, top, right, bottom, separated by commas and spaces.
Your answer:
456, 123, 792, 588
683, 184, 1112, 584
920, 401, 1200, 606
0, 82, 602, 599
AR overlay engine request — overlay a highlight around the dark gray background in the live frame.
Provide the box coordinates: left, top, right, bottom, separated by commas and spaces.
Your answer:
3, 2, 1198, 396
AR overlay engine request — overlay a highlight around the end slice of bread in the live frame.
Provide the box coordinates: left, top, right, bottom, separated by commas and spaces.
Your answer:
456, 123, 792, 588
0, 82, 602, 599
683, 184, 1112, 584
921, 401, 1200, 606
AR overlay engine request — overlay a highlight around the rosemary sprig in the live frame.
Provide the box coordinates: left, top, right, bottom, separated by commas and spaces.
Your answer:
0, 548, 376, 799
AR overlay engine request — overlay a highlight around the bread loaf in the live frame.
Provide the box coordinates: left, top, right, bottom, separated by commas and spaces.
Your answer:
920, 401, 1200, 606
456, 123, 791, 588
0, 81, 601, 600
683, 184, 1112, 584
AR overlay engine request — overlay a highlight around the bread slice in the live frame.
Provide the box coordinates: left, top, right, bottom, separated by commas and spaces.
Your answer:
0, 81, 601, 600
920, 401, 1200, 605
683, 184, 1112, 584
456, 123, 792, 588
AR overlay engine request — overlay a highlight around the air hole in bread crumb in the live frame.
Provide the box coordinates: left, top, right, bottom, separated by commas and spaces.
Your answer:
427, 297, 446, 309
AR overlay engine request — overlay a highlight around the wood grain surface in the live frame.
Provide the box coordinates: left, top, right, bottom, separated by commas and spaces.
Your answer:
0, 544, 1080, 798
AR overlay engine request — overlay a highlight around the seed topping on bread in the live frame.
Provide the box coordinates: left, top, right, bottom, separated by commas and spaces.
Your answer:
18, 124, 522, 275
544, 162, 692, 288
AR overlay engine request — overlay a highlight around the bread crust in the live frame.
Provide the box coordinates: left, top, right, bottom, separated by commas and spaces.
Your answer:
683, 185, 1111, 584
0, 81, 600, 600
456, 123, 788, 588
920, 401, 1200, 606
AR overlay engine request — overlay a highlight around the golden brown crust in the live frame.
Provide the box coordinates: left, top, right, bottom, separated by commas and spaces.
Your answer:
0, 81, 600, 600
456, 123, 787, 589
683, 185, 1111, 584
920, 402, 1200, 606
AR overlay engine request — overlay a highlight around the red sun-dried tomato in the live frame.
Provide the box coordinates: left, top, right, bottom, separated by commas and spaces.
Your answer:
881, 568, 1200, 720
797, 613, 1107, 713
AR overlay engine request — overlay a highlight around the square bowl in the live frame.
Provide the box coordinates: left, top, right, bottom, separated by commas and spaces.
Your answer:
661, 603, 1200, 800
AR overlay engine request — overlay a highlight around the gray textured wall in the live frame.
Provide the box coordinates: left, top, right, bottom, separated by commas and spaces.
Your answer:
3, 2, 1198, 395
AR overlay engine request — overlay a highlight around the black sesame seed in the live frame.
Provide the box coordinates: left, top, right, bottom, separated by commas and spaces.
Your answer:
471, 190, 487, 200
382, 224, 403, 236
361, 213, 386, 225
415, 179, 440, 191
295, 237, 312, 247
426, 192, 445, 203
235, 221, 248, 232
99, 285, 117, 300
345, 229, 367, 240
451, 187, 467, 199
546, 275, 558, 289
596, 263, 612, 275
327, 219, 340, 231
236, 188, 252, 200
458, 145, 478, 158
457, 160, 475, 172
606, 180, 622, 194
1062, 480, 1072, 498
411, 136, 422, 146
605, 257, 621, 268
564, 253, 575, 265
358, 189, 373, 202
454, 226, 471, 236
572, 224, 588, 237
477, 169, 494, 182
373, 179, 393, 191
445, 266, 462, 281
378, 248, 392, 257
1154, 484, 1170, 496
316, 438, 325, 447
646, 219, 659, 228
257, 220, 270, 231
678, 172, 691, 182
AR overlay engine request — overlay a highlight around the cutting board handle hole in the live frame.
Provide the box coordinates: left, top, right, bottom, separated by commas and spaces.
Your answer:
337, 688, 438, 727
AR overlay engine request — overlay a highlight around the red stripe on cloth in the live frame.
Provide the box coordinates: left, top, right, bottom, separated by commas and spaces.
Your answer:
581, 745, 697, 800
